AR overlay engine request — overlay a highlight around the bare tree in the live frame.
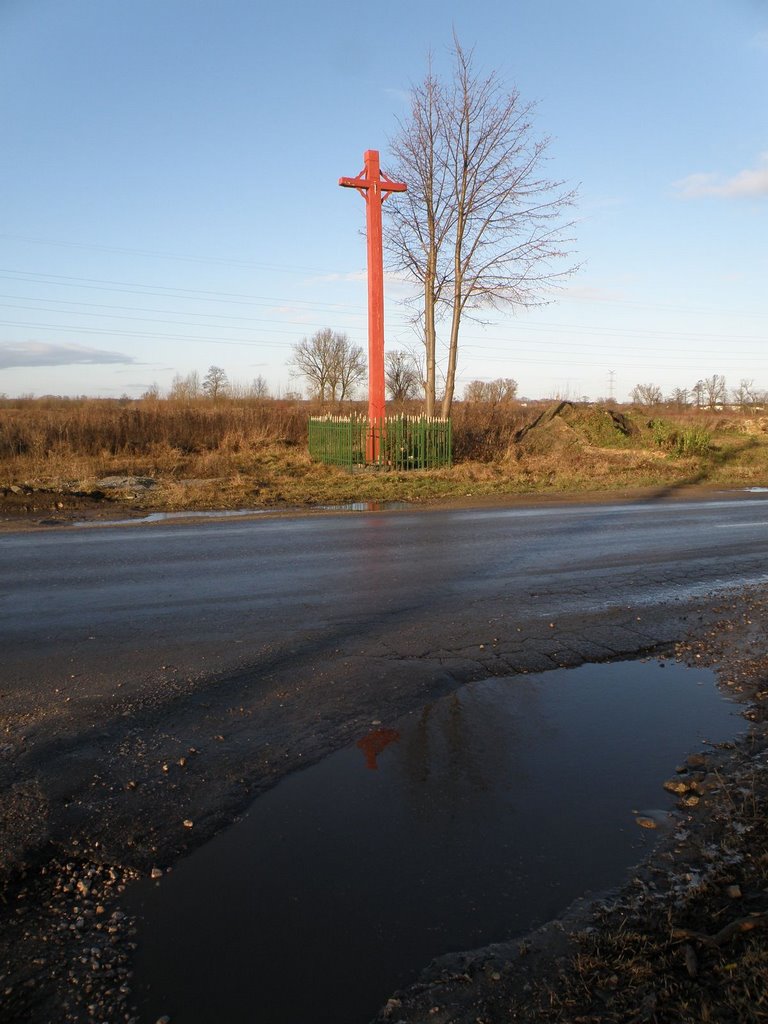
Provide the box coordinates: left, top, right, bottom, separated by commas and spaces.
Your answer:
630, 383, 663, 407
202, 366, 229, 400
386, 35, 578, 418
669, 387, 689, 409
732, 378, 755, 411
168, 370, 201, 401
331, 341, 367, 403
250, 374, 270, 399
702, 373, 726, 410
288, 328, 366, 403
463, 378, 518, 404
464, 380, 488, 403
692, 380, 705, 409
385, 350, 421, 402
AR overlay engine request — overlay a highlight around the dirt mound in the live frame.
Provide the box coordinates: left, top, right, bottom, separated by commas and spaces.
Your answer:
514, 402, 636, 455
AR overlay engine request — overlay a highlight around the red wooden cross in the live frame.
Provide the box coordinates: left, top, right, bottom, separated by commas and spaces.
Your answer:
339, 150, 406, 460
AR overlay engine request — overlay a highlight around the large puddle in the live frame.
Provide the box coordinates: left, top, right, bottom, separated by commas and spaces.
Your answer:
125, 660, 742, 1024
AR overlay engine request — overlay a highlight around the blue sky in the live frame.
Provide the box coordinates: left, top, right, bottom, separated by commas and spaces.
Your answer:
1, 0, 766, 402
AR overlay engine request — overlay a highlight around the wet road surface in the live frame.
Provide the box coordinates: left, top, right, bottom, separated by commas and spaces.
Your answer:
4, 494, 768, 685
2, 493, 767, 869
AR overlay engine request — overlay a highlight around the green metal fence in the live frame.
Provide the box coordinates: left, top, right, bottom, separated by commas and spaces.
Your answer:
308, 416, 366, 468
308, 415, 452, 470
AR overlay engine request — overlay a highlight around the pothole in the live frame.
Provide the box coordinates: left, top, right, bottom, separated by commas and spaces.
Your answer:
124, 658, 742, 1024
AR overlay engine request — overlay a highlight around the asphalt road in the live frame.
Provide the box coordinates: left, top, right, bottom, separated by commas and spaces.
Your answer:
3, 492, 768, 870
5, 493, 768, 677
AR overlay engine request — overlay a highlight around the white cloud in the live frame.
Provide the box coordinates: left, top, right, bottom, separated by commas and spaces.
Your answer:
674, 153, 768, 198
0, 342, 137, 369
750, 29, 768, 52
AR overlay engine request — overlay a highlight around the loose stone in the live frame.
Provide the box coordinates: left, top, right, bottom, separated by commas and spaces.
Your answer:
679, 794, 700, 807
663, 778, 691, 794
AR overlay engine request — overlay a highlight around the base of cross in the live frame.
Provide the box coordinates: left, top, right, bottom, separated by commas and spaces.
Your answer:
308, 414, 452, 471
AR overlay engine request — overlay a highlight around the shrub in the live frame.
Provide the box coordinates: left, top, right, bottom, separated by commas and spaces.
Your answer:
650, 419, 710, 457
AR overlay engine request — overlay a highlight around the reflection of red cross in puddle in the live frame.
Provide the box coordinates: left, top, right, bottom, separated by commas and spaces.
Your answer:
356, 727, 400, 770
339, 151, 407, 462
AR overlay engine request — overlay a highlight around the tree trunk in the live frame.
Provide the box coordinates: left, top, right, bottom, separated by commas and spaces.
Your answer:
424, 270, 436, 417
441, 289, 461, 419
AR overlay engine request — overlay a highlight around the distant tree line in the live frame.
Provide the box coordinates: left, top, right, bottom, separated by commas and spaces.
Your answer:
463, 378, 518, 404
631, 375, 766, 410
144, 367, 272, 402
144, 359, 767, 415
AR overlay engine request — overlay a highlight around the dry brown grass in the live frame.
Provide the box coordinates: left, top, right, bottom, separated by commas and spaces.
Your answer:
0, 395, 305, 462
2, 396, 768, 512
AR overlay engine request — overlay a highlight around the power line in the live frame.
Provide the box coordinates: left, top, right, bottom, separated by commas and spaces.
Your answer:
3, 236, 768, 323
1, 268, 767, 332
0, 320, 291, 348
0, 289, 765, 350
0, 303, 367, 335
0, 270, 369, 311
1, 269, 767, 381
0, 234, 332, 275
0, 292, 365, 320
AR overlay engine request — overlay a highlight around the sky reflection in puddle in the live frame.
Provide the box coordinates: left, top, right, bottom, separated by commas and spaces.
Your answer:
126, 659, 741, 1024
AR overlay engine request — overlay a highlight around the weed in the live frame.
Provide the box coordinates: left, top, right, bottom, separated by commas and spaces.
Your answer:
676, 427, 712, 456
651, 419, 712, 457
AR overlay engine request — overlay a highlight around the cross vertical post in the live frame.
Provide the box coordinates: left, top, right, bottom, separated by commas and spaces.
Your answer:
339, 150, 406, 462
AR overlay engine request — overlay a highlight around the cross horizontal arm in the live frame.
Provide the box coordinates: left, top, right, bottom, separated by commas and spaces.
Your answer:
339, 174, 370, 189
379, 174, 407, 193
338, 174, 407, 194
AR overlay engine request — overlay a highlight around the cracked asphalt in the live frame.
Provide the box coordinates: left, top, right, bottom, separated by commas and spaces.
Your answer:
2, 491, 768, 1022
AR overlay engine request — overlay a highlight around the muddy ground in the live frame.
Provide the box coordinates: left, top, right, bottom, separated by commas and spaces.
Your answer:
2, 495, 768, 1023
0, 476, 749, 533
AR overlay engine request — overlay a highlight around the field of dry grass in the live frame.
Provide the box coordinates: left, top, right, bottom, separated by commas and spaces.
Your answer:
1, 396, 767, 516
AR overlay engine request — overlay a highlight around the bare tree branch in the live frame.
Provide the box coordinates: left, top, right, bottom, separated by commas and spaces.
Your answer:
288, 329, 366, 403
385, 350, 421, 403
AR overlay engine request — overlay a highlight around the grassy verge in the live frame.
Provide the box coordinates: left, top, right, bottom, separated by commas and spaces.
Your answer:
1, 396, 767, 516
